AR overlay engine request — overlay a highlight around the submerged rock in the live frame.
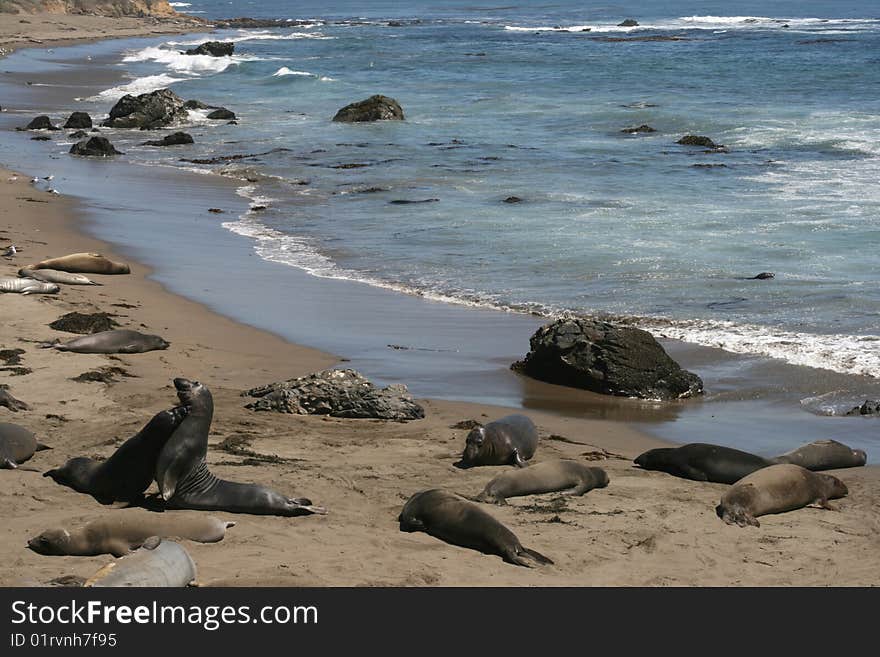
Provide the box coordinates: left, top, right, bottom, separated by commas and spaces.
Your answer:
141, 132, 194, 147
102, 89, 188, 129
69, 136, 122, 157
206, 108, 236, 120
63, 112, 92, 129
24, 115, 59, 131
512, 317, 703, 400
618, 19, 640, 27
846, 400, 880, 416
184, 41, 235, 57
332, 95, 405, 122
243, 368, 426, 421
677, 135, 719, 148
621, 124, 656, 134
69, 130, 89, 139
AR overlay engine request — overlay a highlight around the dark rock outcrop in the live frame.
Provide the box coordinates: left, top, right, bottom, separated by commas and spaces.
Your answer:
49, 312, 119, 334
184, 41, 234, 57
618, 19, 639, 27
622, 124, 656, 134
102, 89, 188, 129
503, 196, 523, 203
206, 108, 235, 120
332, 95, 405, 122
24, 115, 59, 130
846, 400, 880, 416
511, 317, 703, 400
182, 99, 212, 110
750, 272, 775, 280
677, 135, 719, 148
69, 136, 122, 156
141, 131, 194, 147
243, 368, 425, 421
63, 111, 92, 129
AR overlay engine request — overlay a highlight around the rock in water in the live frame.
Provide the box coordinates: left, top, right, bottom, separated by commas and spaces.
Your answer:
332, 95, 405, 122
63, 112, 92, 129
677, 135, 719, 148
69, 137, 122, 157
102, 89, 188, 129
511, 318, 703, 400
141, 132, 194, 147
206, 108, 236, 120
847, 400, 880, 416
24, 115, 59, 131
618, 19, 640, 27
621, 124, 656, 134
243, 369, 425, 420
185, 41, 235, 57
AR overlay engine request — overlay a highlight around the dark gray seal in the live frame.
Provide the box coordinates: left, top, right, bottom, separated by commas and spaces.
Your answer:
156, 378, 325, 516
634, 443, 773, 484
716, 464, 848, 527
43, 329, 169, 354
454, 414, 539, 468
398, 488, 552, 567
43, 406, 187, 504
0, 422, 49, 469
475, 459, 609, 504
771, 439, 867, 471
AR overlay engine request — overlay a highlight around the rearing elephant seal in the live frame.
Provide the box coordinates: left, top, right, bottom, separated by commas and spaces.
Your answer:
475, 459, 609, 504
32, 252, 130, 275
156, 378, 325, 516
1, 422, 50, 469
42, 329, 169, 354
634, 443, 773, 484
28, 510, 234, 557
454, 414, 539, 468
771, 439, 867, 471
43, 405, 187, 504
716, 464, 848, 527
399, 488, 552, 567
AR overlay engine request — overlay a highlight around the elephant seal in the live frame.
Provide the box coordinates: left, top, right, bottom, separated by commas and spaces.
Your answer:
19, 267, 100, 286
398, 489, 552, 567
0, 389, 29, 412
475, 459, 609, 504
42, 329, 169, 354
28, 510, 234, 557
772, 439, 867, 471
634, 443, 773, 484
32, 252, 130, 275
454, 414, 539, 468
156, 378, 325, 516
716, 464, 848, 527
0, 422, 50, 469
85, 537, 196, 587
43, 405, 187, 504
0, 277, 59, 295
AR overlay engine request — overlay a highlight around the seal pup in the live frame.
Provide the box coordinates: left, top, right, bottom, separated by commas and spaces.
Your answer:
28, 510, 234, 557
0, 422, 50, 469
634, 443, 773, 484
18, 267, 100, 286
84, 537, 196, 587
398, 489, 552, 567
0, 389, 29, 412
42, 329, 169, 354
32, 252, 130, 275
156, 378, 325, 516
716, 464, 848, 527
475, 460, 609, 504
454, 414, 539, 468
43, 406, 187, 504
0, 277, 59, 295
771, 439, 867, 471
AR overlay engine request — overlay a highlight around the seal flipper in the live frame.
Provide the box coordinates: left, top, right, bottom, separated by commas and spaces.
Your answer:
511, 448, 528, 468
35, 442, 52, 452
509, 546, 553, 567
2, 458, 18, 469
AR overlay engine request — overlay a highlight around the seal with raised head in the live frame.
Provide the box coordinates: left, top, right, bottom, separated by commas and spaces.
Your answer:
28, 510, 234, 557
399, 488, 552, 567
716, 463, 848, 527
43, 405, 187, 504
85, 536, 196, 587
634, 443, 773, 484
43, 329, 169, 354
32, 252, 130, 275
475, 459, 609, 504
18, 267, 100, 286
156, 378, 325, 516
1, 422, 50, 469
454, 413, 539, 468
771, 439, 867, 471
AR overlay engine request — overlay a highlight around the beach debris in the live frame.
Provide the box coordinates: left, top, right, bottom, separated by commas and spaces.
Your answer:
102, 89, 188, 130
846, 400, 880, 416
243, 368, 426, 421
0, 350, 25, 366
63, 111, 92, 129
70, 136, 122, 157
0, 388, 30, 413
450, 419, 483, 430
141, 132, 194, 147
333, 94, 405, 122
21, 115, 59, 131
184, 41, 234, 57
677, 135, 720, 148
621, 124, 656, 134
71, 366, 134, 384
511, 317, 704, 400
206, 108, 236, 120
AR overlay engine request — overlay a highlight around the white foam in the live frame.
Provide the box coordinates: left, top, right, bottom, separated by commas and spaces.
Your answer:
226, 30, 335, 43
272, 67, 314, 77
168, 2, 191, 6
86, 74, 184, 101
123, 46, 256, 75
502, 16, 880, 34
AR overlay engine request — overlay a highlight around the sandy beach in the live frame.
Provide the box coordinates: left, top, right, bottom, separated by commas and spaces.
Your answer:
1, 13, 879, 588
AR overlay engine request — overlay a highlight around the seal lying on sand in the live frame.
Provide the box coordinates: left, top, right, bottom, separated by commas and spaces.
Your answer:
42, 329, 169, 354
634, 443, 773, 484
716, 464, 848, 527
475, 460, 609, 504
0, 277, 59, 295
772, 439, 867, 471
0, 422, 50, 469
0, 389, 29, 413
28, 510, 234, 557
44, 406, 187, 504
156, 378, 325, 516
32, 252, 130, 275
454, 414, 539, 468
399, 489, 552, 567
19, 267, 100, 286
85, 537, 196, 587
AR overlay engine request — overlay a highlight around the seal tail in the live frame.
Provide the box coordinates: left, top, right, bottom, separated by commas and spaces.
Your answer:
35, 442, 52, 452
39, 339, 60, 349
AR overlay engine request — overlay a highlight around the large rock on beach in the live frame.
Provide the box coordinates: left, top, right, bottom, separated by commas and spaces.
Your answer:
102, 89, 188, 129
332, 95, 405, 123
141, 131, 194, 146
512, 317, 703, 400
69, 136, 122, 156
184, 41, 234, 57
677, 135, 719, 148
63, 111, 92, 129
24, 115, 59, 130
243, 368, 426, 421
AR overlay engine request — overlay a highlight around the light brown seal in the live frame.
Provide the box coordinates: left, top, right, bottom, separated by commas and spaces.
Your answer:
716, 463, 848, 527
772, 439, 867, 471
475, 459, 609, 504
18, 267, 100, 286
32, 252, 130, 275
85, 537, 196, 587
454, 413, 539, 468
